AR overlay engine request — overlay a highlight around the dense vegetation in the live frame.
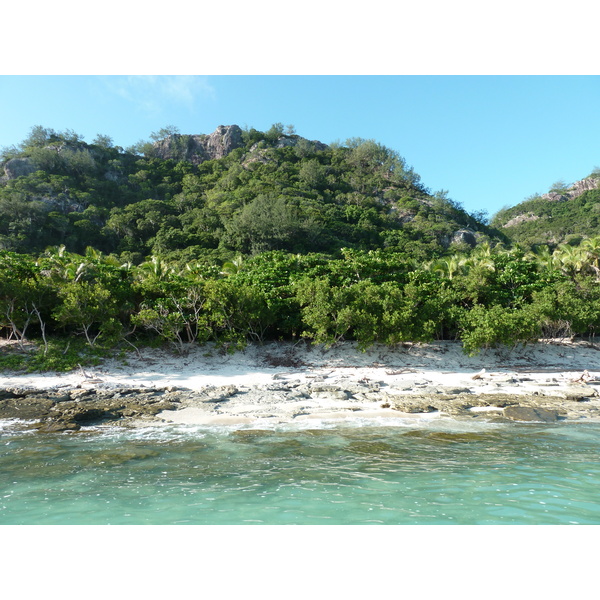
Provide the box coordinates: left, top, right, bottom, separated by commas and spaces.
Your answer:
0, 124, 497, 261
1, 125, 599, 370
491, 172, 600, 247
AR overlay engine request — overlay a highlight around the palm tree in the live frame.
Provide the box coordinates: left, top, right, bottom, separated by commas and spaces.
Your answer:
553, 243, 586, 278
526, 244, 557, 273
467, 242, 496, 272
220, 255, 244, 277
580, 236, 600, 279
428, 253, 469, 280
137, 256, 174, 282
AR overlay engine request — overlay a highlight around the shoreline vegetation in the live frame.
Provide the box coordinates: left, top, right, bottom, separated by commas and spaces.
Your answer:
1, 339, 599, 433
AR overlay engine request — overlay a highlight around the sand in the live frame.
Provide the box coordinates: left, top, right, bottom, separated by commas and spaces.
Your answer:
1, 339, 599, 427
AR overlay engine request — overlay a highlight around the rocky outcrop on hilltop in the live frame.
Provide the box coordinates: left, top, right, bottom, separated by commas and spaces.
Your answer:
152, 124, 330, 166
152, 125, 245, 165
541, 177, 599, 203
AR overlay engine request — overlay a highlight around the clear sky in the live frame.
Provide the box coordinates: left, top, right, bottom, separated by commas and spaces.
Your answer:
2, 75, 599, 220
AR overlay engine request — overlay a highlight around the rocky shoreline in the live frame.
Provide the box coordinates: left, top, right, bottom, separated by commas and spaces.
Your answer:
2, 340, 600, 433
2, 374, 600, 433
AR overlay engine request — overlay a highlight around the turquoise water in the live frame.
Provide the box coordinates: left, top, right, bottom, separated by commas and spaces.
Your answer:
2, 416, 600, 525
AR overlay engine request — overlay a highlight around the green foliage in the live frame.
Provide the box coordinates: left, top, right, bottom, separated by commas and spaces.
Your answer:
491, 186, 600, 247
53, 281, 119, 347
459, 304, 540, 355
0, 336, 113, 373
2, 123, 497, 259
4, 123, 600, 360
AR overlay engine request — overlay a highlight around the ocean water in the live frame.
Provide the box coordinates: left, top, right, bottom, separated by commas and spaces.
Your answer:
2, 415, 600, 525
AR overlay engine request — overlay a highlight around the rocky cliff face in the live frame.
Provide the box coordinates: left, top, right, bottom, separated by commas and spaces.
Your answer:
152, 125, 245, 165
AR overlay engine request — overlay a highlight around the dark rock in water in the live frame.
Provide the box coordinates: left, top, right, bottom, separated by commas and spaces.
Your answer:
0, 397, 54, 419
503, 406, 559, 422
36, 420, 81, 433
347, 441, 402, 456
428, 432, 490, 443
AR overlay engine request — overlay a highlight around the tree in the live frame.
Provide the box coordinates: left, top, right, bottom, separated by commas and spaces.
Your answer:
0, 252, 55, 352
459, 304, 540, 355
295, 277, 356, 346
132, 279, 209, 353
265, 123, 285, 143
53, 281, 119, 347
20, 125, 58, 149
150, 125, 181, 142
93, 134, 114, 149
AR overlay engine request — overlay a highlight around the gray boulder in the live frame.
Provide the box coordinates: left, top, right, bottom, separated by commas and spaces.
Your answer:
451, 229, 478, 247
3, 157, 38, 179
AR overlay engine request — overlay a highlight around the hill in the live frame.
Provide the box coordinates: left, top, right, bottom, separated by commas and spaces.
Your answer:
0, 124, 500, 263
491, 173, 600, 248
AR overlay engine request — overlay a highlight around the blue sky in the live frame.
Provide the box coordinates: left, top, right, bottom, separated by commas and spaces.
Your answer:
1, 75, 599, 220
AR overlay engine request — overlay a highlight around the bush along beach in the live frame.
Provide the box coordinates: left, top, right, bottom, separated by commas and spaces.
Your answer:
1, 124, 600, 372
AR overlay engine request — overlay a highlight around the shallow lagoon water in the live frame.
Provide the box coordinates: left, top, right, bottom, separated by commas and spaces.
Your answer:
2, 416, 600, 525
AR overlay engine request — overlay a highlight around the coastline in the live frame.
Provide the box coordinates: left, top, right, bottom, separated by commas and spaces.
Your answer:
1, 339, 600, 432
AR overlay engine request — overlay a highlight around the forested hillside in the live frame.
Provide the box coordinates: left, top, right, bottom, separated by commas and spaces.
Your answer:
1, 124, 599, 370
0, 123, 497, 263
491, 173, 600, 247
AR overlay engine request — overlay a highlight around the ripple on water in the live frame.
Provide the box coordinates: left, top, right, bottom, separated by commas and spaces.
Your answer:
2, 420, 600, 524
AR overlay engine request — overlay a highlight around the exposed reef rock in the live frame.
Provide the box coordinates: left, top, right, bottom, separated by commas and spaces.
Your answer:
2, 377, 599, 433
0, 386, 180, 431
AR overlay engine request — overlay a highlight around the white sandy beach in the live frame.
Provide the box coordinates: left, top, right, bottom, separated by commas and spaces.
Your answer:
2, 339, 599, 427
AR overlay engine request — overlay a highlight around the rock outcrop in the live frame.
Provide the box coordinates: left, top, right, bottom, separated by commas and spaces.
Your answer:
503, 213, 540, 228
541, 177, 599, 203
2, 377, 600, 433
152, 125, 245, 165
152, 125, 329, 166
450, 228, 478, 247
3, 157, 38, 180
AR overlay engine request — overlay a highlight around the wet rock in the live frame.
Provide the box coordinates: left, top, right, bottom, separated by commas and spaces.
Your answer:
503, 406, 560, 422
36, 420, 81, 433
0, 397, 54, 419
